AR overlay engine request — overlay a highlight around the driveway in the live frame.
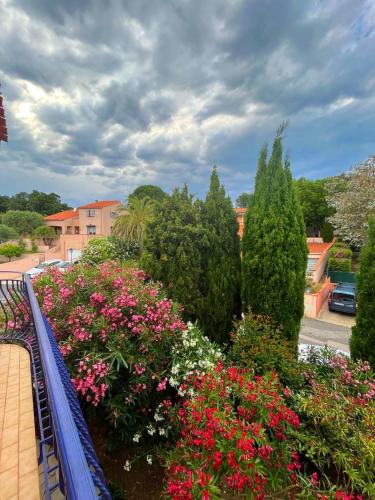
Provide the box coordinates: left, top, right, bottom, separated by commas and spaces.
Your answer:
318, 299, 355, 328
299, 317, 351, 353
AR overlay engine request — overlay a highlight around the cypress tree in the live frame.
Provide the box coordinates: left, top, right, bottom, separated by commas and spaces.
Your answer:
140, 186, 209, 321
350, 217, 375, 367
200, 167, 242, 343
241, 129, 307, 349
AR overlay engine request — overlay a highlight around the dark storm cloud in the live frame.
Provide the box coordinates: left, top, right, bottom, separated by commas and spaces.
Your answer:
1, 0, 375, 204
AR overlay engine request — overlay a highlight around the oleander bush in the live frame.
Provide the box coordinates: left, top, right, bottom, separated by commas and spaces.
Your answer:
165, 365, 301, 499
33, 262, 186, 440
228, 311, 303, 388
31, 267, 374, 498
292, 348, 375, 498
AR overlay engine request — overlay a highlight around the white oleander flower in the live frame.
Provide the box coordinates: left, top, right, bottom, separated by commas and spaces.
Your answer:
146, 455, 153, 465
132, 433, 141, 443
124, 460, 131, 472
147, 424, 156, 436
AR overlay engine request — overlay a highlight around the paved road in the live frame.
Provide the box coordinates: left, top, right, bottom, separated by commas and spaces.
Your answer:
299, 318, 351, 353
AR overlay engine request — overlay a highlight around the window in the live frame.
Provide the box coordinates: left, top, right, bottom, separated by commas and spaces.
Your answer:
87, 209, 96, 217
74, 226, 80, 234
110, 211, 118, 218
332, 292, 355, 303
87, 225, 96, 235
66, 226, 72, 234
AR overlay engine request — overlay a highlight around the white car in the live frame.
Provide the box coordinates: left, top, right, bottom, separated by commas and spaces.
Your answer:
25, 259, 65, 278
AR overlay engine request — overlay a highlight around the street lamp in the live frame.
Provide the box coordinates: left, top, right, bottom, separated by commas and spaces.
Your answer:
68, 248, 74, 263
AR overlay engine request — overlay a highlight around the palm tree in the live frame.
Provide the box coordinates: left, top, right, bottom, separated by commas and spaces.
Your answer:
113, 196, 155, 249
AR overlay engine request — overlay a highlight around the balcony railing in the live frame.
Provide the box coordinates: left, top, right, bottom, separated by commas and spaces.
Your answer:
0, 272, 111, 499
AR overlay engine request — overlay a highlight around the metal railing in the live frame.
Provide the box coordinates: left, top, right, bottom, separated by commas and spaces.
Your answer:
0, 272, 111, 499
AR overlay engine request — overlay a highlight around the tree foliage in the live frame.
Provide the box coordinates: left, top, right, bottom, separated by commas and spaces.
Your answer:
0, 224, 18, 243
241, 130, 307, 349
294, 178, 333, 234
199, 168, 241, 343
235, 192, 253, 208
2, 210, 45, 235
113, 196, 155, 250
0, 242, 23, 261
5, 190, 70, 215
140, 186, 209, 321
0, 195, 10, 213
326, 156, 375, 248
33, 225, 57, 246
350, 217, 375, 367
129, 185, 168, 204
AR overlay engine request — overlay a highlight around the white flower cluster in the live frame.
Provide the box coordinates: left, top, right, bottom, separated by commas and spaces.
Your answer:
169, 322, 223, 396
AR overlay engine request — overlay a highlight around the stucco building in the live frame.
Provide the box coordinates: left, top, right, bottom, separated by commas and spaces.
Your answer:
45, 200, 121, 261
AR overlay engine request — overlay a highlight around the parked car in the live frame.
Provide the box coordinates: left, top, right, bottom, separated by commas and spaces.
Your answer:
57, 261, 73, 272
25, 259, 65, 278
328, 283, 356, 315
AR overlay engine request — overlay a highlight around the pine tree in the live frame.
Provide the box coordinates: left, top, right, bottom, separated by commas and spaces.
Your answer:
140, 186, 209, 321
241, 129, 307, 349
350, 217, 375, 367
199, 167, 242, 343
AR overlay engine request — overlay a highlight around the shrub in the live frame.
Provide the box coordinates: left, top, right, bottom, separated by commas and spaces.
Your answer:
0, 242, 23, 261
329, 244, 353, 259
228, 311, 303, 388
31, 239, 38, 252
80, 238, 116, 265
0, 224, 18, 243
2, 210, 45, 235
168, 322, 223, 396
81, 237, 140, 265
33, 262, 186, 440
165, 365, 301, 499
328, 257, 352, 272
108, 236, 140, 260
321, 222, 334, 242
293, 352, 375, 497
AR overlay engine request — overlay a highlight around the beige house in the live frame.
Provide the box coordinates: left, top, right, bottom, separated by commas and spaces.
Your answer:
45, 200, 121, 261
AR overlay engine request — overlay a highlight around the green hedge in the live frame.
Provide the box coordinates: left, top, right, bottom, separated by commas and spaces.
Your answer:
329, 247, 353, 259
328, 256, 352, 272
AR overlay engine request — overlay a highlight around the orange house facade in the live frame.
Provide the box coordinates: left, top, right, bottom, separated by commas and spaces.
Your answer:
235, 207, 246, 238
45, 200, 121, 261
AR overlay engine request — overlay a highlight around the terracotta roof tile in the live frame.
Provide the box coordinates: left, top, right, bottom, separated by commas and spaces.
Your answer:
308, 242, 334, 254
78, 200, 121, 209
44, 210, 78, 221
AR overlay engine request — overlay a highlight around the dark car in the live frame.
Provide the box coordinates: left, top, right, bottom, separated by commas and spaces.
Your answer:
328, 283, 356, 315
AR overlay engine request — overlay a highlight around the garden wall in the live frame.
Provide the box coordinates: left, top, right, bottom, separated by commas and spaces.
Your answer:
304, 278, 335, 319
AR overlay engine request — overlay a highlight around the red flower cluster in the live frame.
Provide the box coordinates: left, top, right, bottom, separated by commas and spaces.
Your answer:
166, 364, 300, 499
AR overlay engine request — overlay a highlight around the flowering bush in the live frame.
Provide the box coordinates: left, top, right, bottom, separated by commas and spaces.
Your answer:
293, 350, 375, 497
165, 364, 301, 499
169, 322, 223, 397
33, 262, 186, 439
229, 311, 303, 389
80, 236, 139, 265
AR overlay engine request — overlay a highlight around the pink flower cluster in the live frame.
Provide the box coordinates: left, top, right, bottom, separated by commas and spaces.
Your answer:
72, 357, 109, 406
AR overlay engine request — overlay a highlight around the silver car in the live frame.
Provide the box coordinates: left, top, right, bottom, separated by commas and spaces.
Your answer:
25, 259, 65, 278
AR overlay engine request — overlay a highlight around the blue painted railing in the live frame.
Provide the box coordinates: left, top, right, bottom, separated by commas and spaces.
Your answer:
0, 273, 111, 499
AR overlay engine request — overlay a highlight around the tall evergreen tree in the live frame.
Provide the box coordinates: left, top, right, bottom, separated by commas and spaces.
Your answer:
350, 217, 375, 367
242, 129, 307, 349
200, 167, 241, 343
140, 186, 209, 321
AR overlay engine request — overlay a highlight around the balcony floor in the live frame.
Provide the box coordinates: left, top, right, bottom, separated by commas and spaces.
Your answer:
0, 344, 40, 499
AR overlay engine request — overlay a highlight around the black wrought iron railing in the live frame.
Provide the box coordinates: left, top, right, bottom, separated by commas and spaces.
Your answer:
0, 272, 111, 499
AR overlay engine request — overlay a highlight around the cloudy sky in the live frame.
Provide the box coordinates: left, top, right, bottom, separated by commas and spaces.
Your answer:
1, 0, 374, 207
